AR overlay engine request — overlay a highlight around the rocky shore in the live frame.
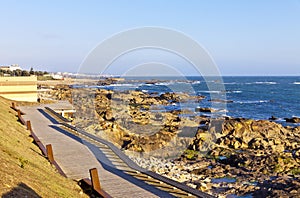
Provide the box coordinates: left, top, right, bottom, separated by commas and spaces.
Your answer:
40, 82, 300, 197
126, 117, 300, 197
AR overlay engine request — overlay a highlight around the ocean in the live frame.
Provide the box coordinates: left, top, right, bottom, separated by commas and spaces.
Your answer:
77, 76, 300, 126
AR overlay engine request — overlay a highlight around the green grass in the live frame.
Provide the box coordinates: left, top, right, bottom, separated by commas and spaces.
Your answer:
183, 149, 198, 160
37, 76, 54, 81
291, 168, 300, 175
0, 97, 87, 197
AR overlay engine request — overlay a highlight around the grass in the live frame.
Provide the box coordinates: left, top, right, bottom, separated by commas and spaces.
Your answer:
0, 97, 87, 197
291, 168, 300, 175
37, 76, 54, 81
183, 149, 198, 160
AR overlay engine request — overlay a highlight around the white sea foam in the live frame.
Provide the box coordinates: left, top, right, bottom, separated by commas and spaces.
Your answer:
155, 82, 172, 86
109, 83, 137, 87
175, 81, 189, 84
222, 82, 239, 85
192, 81, 201, 84
107, 83, 140, 89
227, 90, 242, 93
292, 115, 300, 118
217, 109, 229, 113
254, 81, 277, 85
198, 90, 222, 94
293, 82, 300, 85
235, 100, 269, 104
276, 118, 286, 122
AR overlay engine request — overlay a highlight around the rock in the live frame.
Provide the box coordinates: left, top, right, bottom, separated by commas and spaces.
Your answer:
105, 110, 114, 121
290, 190, 298, 194
269, 115, 278, 121
47, 84, 72, 102
233, 140, 241, 149
195, 107, 217, 113
186, 183, 197, 189
159, 92, 180, 103
97, 77, 124, 86
248, 138, 268, 150
48, 82, 300, 198
208, 99, 233, 103
285, 117, 300, 123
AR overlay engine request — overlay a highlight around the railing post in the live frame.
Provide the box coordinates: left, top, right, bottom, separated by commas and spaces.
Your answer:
26, 120, 32, 131
12, 102, 16, 109
17, 109, 21, 118
46, 144, 54, 163
89, 168, 101, 192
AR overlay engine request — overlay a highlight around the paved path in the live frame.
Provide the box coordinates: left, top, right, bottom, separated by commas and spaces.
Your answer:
19, 104, 176, 198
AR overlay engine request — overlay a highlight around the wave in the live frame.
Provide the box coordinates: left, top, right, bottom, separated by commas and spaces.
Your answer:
191, 81, 201, 84
175, 81, 189, 84
106, 83, 140, 89
144, 83, 154, 86
200, 90, 242, 94
227, 90, 242, 93
217, 109, 229, 113
109, 83, 138, 87
155, 82, 172, 86
222, 82, 240, 85
292, 115, 300, 118
246, 81, 277, 85
235, 100, 269, 104
276, 118, 286, 122
199, 90, 242, 94
198, 90, 222, 94
293, 82, 300, 85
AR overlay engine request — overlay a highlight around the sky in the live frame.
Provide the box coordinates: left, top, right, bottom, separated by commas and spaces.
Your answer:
0, 0, 300, 76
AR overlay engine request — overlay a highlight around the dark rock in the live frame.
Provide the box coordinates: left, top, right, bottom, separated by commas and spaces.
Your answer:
285, 117, 300, 123
208, 99, 234, 103
195, 107, 217, 113
269, 115, 278, 121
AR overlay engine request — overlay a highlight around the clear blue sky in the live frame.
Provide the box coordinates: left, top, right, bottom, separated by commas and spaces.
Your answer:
0, 0, 300, 75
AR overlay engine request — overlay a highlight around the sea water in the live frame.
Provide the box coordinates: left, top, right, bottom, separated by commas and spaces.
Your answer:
77, 76, 300, 125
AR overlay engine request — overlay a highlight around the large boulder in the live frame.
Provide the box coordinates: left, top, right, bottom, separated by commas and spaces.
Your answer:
190, 118, 299, 154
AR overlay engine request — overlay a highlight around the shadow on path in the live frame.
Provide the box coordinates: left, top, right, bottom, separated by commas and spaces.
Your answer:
37, 108, 60, 124
50, 125, 174, 197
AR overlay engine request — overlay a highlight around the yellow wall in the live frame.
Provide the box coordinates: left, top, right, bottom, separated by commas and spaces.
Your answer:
0, 76, 37, 102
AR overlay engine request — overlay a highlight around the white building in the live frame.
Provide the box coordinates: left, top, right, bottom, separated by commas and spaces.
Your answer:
0, 64, 22, 71
51, 73, 64, 80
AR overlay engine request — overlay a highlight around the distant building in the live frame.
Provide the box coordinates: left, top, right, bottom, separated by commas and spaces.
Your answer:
0, 76, 37, 102
51, 73, 64, 80
0, 64, 22, 71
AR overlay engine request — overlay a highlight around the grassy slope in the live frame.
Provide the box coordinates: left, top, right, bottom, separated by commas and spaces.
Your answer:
0, 97, 87, 197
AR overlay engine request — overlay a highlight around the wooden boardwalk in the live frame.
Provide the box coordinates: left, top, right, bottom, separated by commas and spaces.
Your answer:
19, 104, 177, 198
19, 102, 213, 198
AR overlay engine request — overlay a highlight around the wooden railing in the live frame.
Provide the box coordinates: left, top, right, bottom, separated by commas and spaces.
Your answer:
13, 103, 66, 177
80, 169, 112, 198
11, 102, 111, 198
44, 106, 72, 123
50, 105, 214, 198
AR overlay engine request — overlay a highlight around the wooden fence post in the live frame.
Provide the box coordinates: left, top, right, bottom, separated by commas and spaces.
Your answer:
26, 120, 32, 131
46, 144, 54, 163
89, 168, 101, 192
17, 109, 21, 118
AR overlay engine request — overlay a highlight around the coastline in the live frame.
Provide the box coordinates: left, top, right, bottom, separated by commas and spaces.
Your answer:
38, 77, 300, 197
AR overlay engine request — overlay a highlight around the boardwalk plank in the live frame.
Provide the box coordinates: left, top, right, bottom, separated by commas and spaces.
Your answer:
19, 105, 176, 198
